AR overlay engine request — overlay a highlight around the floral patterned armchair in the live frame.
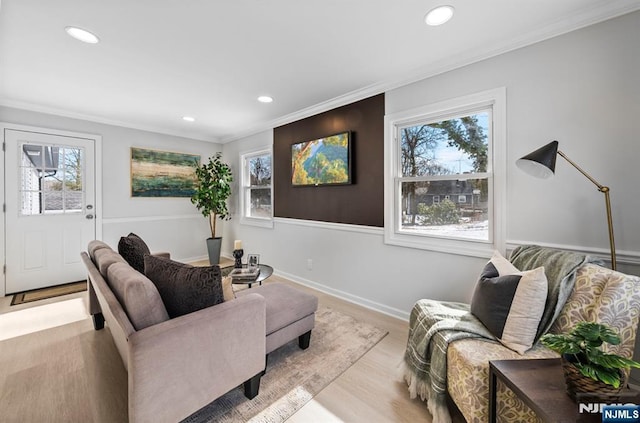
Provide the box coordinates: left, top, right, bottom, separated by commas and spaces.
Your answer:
447, 263, 640, 422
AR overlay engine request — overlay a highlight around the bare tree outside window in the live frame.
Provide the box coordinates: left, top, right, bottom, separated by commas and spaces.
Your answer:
246, 153, 272, 219
399, 112, 490, 241
19, 144, 84, 215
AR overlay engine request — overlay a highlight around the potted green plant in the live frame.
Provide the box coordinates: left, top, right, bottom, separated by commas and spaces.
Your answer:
541, 322, 640, 400
191, 152, 233, 265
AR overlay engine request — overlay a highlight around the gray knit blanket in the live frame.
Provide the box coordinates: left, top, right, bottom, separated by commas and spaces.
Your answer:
403, 300, 495, 423
509, 244, 600, 341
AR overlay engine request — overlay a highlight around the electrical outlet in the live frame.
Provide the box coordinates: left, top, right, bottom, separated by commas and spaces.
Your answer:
307, 259, 313, 270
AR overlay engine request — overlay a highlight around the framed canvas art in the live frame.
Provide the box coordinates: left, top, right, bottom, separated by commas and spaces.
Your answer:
131, 147, 200, 197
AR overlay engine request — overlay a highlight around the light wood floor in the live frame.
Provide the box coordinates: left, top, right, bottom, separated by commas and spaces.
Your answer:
0, 271, 465, 423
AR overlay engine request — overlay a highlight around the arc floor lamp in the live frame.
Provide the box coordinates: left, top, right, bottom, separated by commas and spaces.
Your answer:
516, 140, 616, 270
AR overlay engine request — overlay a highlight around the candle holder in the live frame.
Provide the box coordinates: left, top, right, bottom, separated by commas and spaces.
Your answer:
233, 249, 244, 268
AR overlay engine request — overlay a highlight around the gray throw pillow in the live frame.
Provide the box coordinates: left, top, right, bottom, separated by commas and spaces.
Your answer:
118, 232, 150, 273
470, 251, 548, 354
143, 254, 224, 318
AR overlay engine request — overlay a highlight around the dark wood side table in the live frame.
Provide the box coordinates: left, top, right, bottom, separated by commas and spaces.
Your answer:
488, 358, 602, 423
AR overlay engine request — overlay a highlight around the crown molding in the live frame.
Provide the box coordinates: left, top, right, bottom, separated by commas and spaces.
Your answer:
2, 2, 638, 145
0, 98, 220, 144
219, 1, 640, 144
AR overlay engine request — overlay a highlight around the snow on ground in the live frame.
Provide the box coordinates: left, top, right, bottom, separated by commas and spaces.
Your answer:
401, 220, 489, 241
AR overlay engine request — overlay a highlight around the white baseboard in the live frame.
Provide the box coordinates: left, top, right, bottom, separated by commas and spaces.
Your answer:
274, 269, 410, 322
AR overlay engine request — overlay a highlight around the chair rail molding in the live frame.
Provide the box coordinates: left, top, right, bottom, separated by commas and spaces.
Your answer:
102, 214, 203, 224
273, 217, 384, 236
506, 240, 640, 269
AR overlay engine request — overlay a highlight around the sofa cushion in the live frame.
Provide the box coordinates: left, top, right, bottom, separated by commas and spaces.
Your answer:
144, 255, 224, 318
93, 248, 127, 276
470, 251, 548, 354
118, 233, 150, 273
107, 261, 170, 330
88, 240, 112, 261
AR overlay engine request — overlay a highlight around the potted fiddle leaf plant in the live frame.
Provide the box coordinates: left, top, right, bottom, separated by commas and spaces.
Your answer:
540, 322, 640, 400
191, 152, 233, 265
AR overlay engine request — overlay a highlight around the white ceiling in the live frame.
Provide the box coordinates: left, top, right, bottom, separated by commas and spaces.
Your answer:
1, 0, 639, 143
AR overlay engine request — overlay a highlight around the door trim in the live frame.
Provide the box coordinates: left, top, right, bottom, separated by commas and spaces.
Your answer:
1, 122, 103, 297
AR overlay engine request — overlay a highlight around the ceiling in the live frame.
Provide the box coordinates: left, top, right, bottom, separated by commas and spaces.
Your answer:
1, 1, 638, 143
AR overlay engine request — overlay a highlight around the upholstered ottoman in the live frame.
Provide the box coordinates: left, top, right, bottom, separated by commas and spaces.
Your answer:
237, 282, 318, 354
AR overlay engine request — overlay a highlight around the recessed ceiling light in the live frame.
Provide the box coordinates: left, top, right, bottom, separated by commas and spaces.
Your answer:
182, 116, 195, 122
257, 96, 273, 103
425, 5, 455, 26
65, 26, 100, 44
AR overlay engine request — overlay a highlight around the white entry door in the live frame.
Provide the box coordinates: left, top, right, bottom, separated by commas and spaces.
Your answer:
4, 129, 96, 294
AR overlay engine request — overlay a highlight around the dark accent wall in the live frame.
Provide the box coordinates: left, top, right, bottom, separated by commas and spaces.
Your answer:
274, 94, 384, 227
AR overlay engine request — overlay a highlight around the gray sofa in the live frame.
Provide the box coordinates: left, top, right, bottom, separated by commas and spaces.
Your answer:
82, 240, 317, 423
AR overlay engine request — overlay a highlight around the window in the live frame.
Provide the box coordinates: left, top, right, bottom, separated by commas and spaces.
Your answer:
240, 149, 273, 227
19, 143, 84, 215
384, 88, 506, 256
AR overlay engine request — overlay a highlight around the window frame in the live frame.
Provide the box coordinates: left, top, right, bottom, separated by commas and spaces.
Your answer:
384, 88, 506, 258
19, 142, 86, 216
239, 148, 274, 228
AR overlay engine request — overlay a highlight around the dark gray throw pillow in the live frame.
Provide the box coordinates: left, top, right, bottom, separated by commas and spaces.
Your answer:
118, 232, 151, 273
143, 254, 224, 318
470, 251, 547, 354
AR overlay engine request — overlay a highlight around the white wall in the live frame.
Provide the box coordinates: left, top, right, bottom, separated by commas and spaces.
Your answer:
0, 106, 221, 262
223, 11, 640, 321
388, 11, 640, 268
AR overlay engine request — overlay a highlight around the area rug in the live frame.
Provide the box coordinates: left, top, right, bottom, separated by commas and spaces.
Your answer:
10, 281, 87, 306
181, 306, 388, 423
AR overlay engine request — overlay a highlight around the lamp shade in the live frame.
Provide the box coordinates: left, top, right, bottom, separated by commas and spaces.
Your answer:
516, 140, 559, 179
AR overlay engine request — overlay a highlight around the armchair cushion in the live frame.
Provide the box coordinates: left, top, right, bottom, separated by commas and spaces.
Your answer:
144, 255, 224, 318
471, 251, 548, 354
118, 232, 151, 273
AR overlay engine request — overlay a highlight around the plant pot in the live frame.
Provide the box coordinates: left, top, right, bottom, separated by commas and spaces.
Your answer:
561, 356, 625, 402
206, 237, 222, 265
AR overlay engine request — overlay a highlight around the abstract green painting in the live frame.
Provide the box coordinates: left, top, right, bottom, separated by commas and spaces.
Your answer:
130, 147, 200, 197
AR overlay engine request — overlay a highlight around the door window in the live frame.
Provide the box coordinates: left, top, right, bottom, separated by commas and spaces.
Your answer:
19, 143, 84, 215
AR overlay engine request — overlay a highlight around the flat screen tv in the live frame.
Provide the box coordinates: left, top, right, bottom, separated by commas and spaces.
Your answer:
291, 131, 351, 187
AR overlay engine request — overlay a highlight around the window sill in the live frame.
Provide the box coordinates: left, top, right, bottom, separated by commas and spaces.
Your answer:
384, 229, 495, 259
240, 216, 274, 229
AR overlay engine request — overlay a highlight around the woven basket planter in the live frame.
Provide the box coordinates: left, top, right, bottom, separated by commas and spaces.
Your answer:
561, 357, 625, 402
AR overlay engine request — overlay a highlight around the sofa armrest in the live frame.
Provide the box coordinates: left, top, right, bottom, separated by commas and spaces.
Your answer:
127, 293, 266, 423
